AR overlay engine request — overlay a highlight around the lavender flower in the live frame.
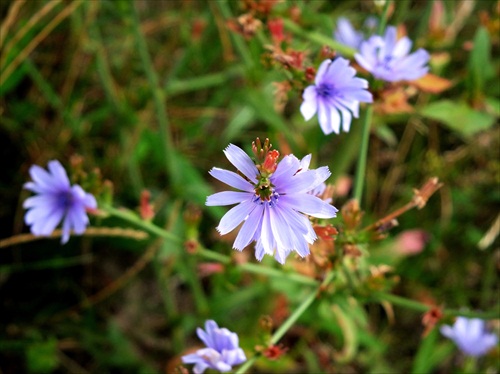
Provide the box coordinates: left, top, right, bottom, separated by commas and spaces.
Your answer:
23, 160, 97, 244
440, 317, 498, 357
355, 26, 430, 82
181, 320, 246, 374
206, 140, 338, 264
300, 57, 373, 135
334, 17, 364, 50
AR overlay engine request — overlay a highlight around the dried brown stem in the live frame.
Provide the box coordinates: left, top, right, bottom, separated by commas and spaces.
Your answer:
0, 227, 148, 248
363, 177, 443, 232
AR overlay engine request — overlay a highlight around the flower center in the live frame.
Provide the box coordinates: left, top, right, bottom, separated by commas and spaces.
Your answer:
317, 83, 336, 98
253, 186, 280, 207
57, 190, 74, 211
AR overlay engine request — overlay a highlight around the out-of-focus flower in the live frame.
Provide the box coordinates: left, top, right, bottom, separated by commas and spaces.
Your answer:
23, 160, 97, 244
206, 141, 338, 264
268, 18, 285, 45
334, 17, 379, 51
181, 320, 246, 374
355, 26, 430, 82
395, 229, 429, 255
440, 317, 498, 357
300, 58, 373, 134
334, 17, 364, 50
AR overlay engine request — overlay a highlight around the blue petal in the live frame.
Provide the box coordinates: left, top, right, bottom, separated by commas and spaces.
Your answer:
47, 160, 71, 189
300, 86, 318, 121
223, 144, 259, 182
216, 201, 254, 235
233, 206, 263, 250
209, 167, 254, 191
206, 191, 251, 206
281, 194, 338, 219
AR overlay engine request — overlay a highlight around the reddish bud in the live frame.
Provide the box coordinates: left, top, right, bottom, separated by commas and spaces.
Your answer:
262, 150, 280, 174
184, 239, 199, 254
314, 225, 338, 241
140, 190, 155, 221
197, 262, 225, 277
268, 18, 285, 45
305, 67, 316, 82
422, 306, 443, 337
262, 344, 288, 360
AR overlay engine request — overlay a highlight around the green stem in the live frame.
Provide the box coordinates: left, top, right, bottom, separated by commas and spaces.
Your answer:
353, 105, 373, 204
274, 271, 336, 344
164, 65, 244, 95
282, 19, 356, 57
236, 271, 336, 374
462, 356, 478, 374
352, 1, 390, 203
376, 0, 392, 35
372, 292, 500, 320
103, 205, 181, 244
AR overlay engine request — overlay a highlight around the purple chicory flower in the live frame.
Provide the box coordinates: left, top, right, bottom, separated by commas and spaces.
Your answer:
23, 160, 97, 244
181, 320, 246, 374
206, 141, 338, 264
355, 26, 430, 82
300, 57, 373, 135
440, 317, 498, 357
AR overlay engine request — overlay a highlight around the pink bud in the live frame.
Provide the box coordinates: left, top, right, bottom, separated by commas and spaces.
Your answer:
395, 229, 429, 255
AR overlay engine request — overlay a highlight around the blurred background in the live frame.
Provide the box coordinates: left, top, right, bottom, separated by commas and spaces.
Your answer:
0, 0, 498, 373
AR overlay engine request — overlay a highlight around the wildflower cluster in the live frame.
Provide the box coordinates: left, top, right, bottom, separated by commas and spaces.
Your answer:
301, 17, 430, 134
14, 4, 498, 374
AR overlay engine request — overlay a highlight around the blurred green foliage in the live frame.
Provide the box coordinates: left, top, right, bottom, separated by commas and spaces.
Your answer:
0, 0, 498, 373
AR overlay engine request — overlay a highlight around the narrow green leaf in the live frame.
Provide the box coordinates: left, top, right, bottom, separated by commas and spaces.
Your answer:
468, 26, 495, 96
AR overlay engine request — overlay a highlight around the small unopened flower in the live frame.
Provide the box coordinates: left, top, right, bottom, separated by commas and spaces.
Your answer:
334, 17, 379, 51
440, 317, 498, 357
181, 320, 246, 374
23, 160, 97, 244
355, 26, 430, 82
334, 17, 364, 50
301, 58, 373, 134
206, 141, 338, 264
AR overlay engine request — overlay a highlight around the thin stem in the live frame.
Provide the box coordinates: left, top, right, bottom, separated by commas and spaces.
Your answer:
164, 65, 244, 95
352, 0, 390, 203
376, 0, 392, 35
270, 279, 323, 345
353, 105, 373, 204
236, 271, 336, 374
282, 18, 356, 57
103, 205, 181, 244
372, 292, 499, 320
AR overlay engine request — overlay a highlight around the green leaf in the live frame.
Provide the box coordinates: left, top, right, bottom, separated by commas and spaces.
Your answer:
467, 26, 495, 96
411, 329, 454, 374
420, 100, 496, 137
26, 338, 59, 373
